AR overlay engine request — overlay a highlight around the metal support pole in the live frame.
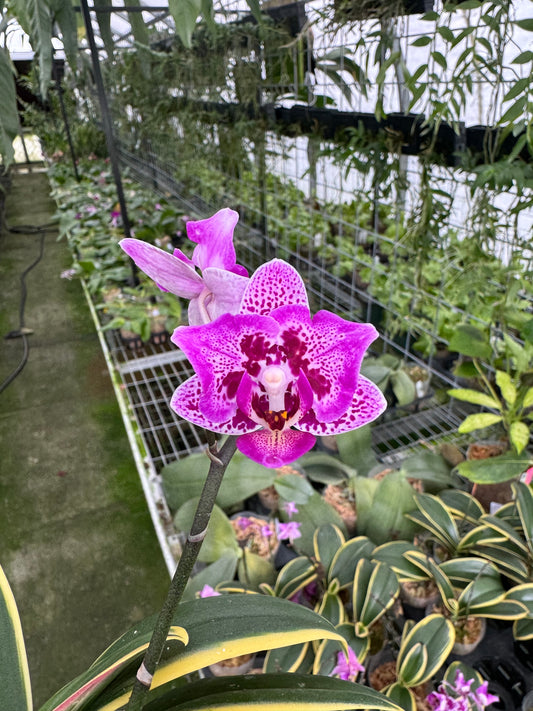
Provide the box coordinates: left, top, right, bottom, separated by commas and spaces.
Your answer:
53, 61, 80, 182
79, 0, 137, 282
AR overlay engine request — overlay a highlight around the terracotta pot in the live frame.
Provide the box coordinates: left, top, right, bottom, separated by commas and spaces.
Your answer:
230, 513, 279, 559
467, 440, 512, 512
452, 616, 486, 656
322, 482, 357, 534
400, 580, 440, 609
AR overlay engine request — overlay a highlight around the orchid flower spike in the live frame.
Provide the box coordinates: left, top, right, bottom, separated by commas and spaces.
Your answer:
171, 259, 386, 467
120, 208, 248, 325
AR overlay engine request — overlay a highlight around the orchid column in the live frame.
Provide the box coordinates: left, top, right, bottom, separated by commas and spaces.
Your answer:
120, 208, 386, 709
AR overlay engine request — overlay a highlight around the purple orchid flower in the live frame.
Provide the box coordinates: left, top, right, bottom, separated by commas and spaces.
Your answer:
171, 259, 386, 467
283, 501, 299, 517
427, 670, 498, 711
329, 647, 365, 682
120, 208, 249, 325
276, 520, 301, 542
110, 209, 121, 228
198, 584, 221, 598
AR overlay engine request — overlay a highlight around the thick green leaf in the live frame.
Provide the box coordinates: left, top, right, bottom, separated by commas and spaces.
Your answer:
237, 549, 276, 589
456, 452, 530, 483
355, 472, 418, 545
298, 452, 354, 485
40, 622, 189, 711
161, 452, 276, 511
336, 425, 378, 476
142, 673, 401, 711
438, 490, 484, 522
353, 560, 398, 632
174, 501, 239, 563
0, 48, 19, 166
397, 614, 454, 686
391, 369, 417, 406
397, 642, 427, 687
409, 494, 459, 550
273, 557, 318, 599
314, 623, 369, 677
290, 492, 346, 556
385, 684, 416, 711
399, 452, 453, 491
371, 541, 423, 580
275, 473, 315, 504
316, 590, 345, 627
313, 524, 346, 572
0, 566, 32, 711
513, 481, 533, 555
45, 596, 350, 711
328, 536, 375, 588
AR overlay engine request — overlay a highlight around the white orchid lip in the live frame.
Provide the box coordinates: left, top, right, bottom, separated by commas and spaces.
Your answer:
261, 365, 288, 412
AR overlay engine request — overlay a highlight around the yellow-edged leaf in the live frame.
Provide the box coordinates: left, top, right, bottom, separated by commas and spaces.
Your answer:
0, 565, 32, 711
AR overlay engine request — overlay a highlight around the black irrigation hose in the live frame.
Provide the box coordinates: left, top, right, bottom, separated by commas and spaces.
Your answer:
0, 221, 56, 395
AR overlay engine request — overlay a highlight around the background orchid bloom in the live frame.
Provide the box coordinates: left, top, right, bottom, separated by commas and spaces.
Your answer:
120, 208, 248, 325
171, 259, 387, 467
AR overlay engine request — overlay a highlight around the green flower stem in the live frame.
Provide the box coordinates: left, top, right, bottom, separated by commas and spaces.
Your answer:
126, 434, 237, 710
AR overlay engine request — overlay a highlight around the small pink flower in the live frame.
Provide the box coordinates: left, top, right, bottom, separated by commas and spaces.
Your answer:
524, 466, 533, 485
276, 520, 301, 543
472, 681, 499, 708
329, 647, 364, 682
283, 501, 299, 517
261, 525, 273, 537
198, 584, 220, 598
236, 516, 251, 530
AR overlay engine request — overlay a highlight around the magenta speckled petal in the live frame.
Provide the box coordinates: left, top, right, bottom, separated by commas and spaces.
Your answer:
120, 238, 203, 298
271, 305, 379, 422
297, 376, 387, 436
187, 208, 241, 272
236, 428, 316, 468
171, 376, 260, 435
171, 313, 280, 423
240, 259, 309, 316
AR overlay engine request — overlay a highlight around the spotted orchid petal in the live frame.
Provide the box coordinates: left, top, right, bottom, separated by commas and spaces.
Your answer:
236, 428, 316, 468
187, 208, 247, 276
120, 238, 203, 299
170, 376, 260, 435
297, 375, 387, 436
271, 305, 379, 422
171, 313, 280, 423
240, 258, 308, 315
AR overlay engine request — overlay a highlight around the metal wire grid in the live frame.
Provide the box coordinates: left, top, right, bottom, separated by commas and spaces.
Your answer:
105, 329, 208, 471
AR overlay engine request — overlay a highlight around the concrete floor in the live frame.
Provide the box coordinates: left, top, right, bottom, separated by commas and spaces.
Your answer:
0, 165, 170, 708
